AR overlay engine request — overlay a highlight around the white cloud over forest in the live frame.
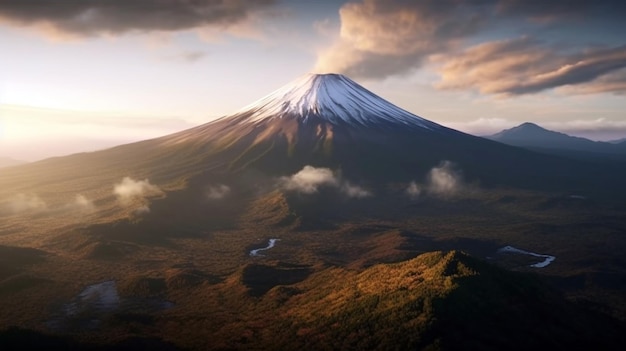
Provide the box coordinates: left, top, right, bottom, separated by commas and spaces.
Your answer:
280, 166, 372, 198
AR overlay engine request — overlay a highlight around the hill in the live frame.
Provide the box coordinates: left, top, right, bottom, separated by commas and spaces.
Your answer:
486, 122, 626, 161
0, 157, 25, 169
3, 251, 623, 350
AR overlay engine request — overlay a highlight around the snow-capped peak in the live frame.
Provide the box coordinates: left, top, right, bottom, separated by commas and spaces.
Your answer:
233, 73, 441, 129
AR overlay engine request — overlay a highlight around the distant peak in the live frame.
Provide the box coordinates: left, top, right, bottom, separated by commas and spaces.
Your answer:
232, 73, 441, 129
517, 122, 544, 130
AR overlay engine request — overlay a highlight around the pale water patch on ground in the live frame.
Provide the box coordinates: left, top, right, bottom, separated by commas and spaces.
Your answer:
250, 238, 279, 257
497, 245, 556, 268
46, 280, 173, 332
65, 280, 120, 316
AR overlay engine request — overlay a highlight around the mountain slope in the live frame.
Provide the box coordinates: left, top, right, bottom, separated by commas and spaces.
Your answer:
487, 122, 626, 157
1, 74, 626, 238
0, 157, 25, 169
609, 138, 626, 144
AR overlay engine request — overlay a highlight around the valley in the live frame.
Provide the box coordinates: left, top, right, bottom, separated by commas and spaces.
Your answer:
1, 185, 625, 350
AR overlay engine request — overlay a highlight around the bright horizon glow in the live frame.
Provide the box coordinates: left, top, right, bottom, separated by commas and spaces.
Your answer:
1, 1, 625, 161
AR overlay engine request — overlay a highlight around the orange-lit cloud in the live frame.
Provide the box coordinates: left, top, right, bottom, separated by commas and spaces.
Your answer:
435, 39, 626, 95
315, 0, 626, 96
315, 0, 479, 78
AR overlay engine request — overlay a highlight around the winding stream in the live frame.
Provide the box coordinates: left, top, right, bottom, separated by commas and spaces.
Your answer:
250, 238, 279, 257
498, 245, 556, 268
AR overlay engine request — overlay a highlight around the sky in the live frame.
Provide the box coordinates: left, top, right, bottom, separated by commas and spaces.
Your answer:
1, 0, 626, 161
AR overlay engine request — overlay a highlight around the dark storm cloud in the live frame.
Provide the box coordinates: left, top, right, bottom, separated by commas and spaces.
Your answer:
0, 0, 276, 37
316, 0, 626, 94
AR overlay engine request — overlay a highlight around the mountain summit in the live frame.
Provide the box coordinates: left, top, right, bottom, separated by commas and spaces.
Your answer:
158, 73, 473, 178
232, 73, 441, 129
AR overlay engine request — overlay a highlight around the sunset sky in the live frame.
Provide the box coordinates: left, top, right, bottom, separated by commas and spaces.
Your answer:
1, 0, 626, 161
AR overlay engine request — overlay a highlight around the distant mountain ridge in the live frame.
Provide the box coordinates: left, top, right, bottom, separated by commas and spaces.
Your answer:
486, 122, 626, 159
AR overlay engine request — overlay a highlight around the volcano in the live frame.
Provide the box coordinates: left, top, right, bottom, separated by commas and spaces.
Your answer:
0, 73, 623, 209
128, 73, 622, 192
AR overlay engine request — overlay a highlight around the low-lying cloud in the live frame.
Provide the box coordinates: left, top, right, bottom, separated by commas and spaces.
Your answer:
427, 161, 461, 196
406, 161, 463, 199
206, 184, 231, 199
1, 193, 47, 215
341, 183, 372, 198
280, 166, 339, 194
65, 194, 96, 213
1, 193, 100, 216
280, 165, 372, 198
405, 181, 421, 199
113, 177, 162, 213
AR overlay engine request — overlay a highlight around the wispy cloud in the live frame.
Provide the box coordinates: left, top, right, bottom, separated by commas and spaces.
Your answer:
164, 50, 208, 63
206, 184, 231, 199
280, 165, 372, 198
113, 177, 162, 214
64, 194, 96, 213
280, 166, 339, 194
435, 39, 626, 95
114, 177, 162, 205
406, 161, 463, 199
0, 193, 100, 216
405, 181, 421, 199
341, 182, 372, 198
135, 205, 151, 215
1, 193, 47, 215
427, 161, 462, 196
